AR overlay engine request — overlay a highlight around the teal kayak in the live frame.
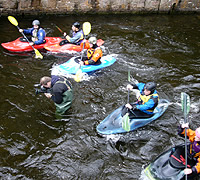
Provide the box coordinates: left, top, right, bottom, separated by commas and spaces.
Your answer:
51, 55, 116, 75
96, 99, 170, 135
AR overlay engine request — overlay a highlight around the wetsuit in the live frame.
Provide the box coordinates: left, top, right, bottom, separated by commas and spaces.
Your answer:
121, 82, 159, 118
51, 75, 73, 115
22, 27, 46, 45
81, 43, 103, 65
178, 126, 200, 176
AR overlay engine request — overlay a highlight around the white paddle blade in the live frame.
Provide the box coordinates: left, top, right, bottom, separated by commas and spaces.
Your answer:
74, 69, 83, 82
83, 22, 91, 36
181, 92, 190, 115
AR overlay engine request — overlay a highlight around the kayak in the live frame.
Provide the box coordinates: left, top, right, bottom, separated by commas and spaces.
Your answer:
44, 39, 104, 53
96, 99, 169, 135
51, 55, 116, 75
1, 37, 62, 52
144, 144, 199, 179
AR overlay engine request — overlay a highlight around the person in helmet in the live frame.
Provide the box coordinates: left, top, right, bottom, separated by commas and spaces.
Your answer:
61, 22, 84, 45
121, 81, 159, 118
19, 20, 46, 46
79, 36, 103, 65
177, 122, 200, 178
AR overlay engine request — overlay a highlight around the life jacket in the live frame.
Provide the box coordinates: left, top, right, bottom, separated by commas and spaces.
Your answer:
138, 93, 159, 112
86, 47, 103, 63
32, 29, 38, 42
54, 77, 73, 115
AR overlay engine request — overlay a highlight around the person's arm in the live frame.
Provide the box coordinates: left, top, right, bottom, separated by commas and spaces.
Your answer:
184, 156, 200, 175
51, 83, 68, 104
51, 91, 63, 104
33, 29, 46, 45
23, 28, 33, 35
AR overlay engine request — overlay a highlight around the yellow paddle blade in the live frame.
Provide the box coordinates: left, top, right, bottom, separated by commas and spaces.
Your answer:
8, 16, 18, 26
34, 49, 43, 59
83, 22, 91, 36
122, 113, 130, 132
74, 68, 83, 82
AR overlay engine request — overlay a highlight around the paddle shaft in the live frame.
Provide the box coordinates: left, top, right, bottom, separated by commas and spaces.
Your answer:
55, 25, 64, 34
16, 26, 36, 50
78, 37, 86, 69
183, 95, 188, 180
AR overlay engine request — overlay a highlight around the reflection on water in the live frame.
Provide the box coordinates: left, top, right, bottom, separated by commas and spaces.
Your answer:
0, 14, 199, 179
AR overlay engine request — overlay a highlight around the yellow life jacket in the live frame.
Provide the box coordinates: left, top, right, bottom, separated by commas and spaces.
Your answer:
138, 93, 159, 112
87, 48, 95, 59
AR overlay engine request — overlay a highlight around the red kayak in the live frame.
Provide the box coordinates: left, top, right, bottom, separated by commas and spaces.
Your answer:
1, 37, 62, 52
44, 39, 105, 53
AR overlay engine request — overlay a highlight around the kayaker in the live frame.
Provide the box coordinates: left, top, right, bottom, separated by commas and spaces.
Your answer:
60, 22, 84, 45
40, 75, 73, 115
178, 122, 200, 178
121, 82, 159, 118
79, 37, 103, 65
19, 20, 46, 46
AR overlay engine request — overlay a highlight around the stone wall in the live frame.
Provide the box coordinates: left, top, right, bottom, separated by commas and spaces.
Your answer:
0, 0, 200, 15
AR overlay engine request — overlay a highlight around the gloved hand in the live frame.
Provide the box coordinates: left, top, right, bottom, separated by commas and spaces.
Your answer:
125, 103, 137, 110
127, 84, 133, 91
181, 123, 189, 129
63, 32, 67, 37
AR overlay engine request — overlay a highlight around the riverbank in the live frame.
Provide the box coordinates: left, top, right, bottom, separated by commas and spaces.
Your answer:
0, 0, 200, 16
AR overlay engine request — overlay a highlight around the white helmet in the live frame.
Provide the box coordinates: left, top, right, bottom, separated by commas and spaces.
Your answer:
89, 37, 97, 45
32, 20, 40, 26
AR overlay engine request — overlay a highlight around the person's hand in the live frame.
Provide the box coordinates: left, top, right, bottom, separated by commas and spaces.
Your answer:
44, 93, 52, 98
19, 29, 23, 33
181, 123, 189, 129
127, 84, 133, 90
63, 32, 67, 37
125, 103, 132, 109
184, 168, 192, 175
29, 42, 34, 46
79, 61, 84, 66
66, 35, 70, 41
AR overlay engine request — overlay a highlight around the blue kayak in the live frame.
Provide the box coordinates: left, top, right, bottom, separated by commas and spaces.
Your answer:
96, 99, 170, 135
51, 55, 116, 75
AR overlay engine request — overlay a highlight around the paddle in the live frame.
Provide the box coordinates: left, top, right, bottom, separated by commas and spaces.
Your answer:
122, 70, 131, 132
55, 25, 64, 34
181, 92, 190, 180
54, 25, 67, 39
74, 22, 91, 82
8, 16, 43, 59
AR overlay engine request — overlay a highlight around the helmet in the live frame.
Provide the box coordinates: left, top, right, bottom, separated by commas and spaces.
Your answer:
32, 20, 40, 26
73, 22, 80, 29
89, 37, 97, 45
195, 128, 200, 139
144, 82, 156, 93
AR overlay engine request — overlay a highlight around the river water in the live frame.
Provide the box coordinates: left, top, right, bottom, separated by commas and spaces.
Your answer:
0, 14, 199, 179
